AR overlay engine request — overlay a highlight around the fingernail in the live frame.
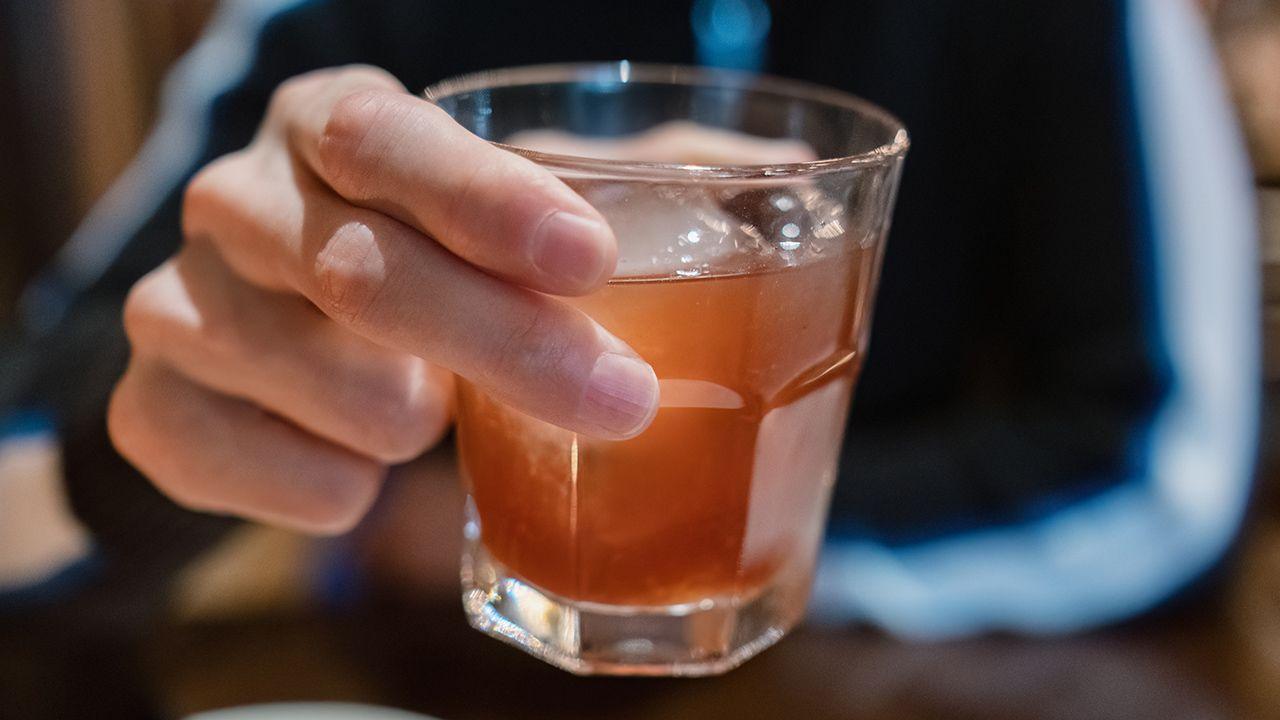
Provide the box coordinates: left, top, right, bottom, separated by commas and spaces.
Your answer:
579, 352, 659, 438
532, 211, 613, 290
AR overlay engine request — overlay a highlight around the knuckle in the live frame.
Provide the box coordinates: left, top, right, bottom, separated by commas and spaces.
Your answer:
269, 65, 401, 152
170, 252, 243, 361
106, 370, 144, 461
311, 220, 382, 324
266, 69, 339, 126
271, 72, 318, 108
123, 257, 245, 365
181, 169, 217, 238
191, 300, 244, 365
304, 458, 384, 534
491, 300, 569, 382
181, 153, 245, 239
362, 361, 444, 462
266, 76, 306, 121
121, 268, 164, 348
106, 368, 210, 513
317, 88, 402, 199
316, 265, 377, 326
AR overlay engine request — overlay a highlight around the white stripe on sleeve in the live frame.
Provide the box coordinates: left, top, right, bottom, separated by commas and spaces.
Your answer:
810, 0, 1259, 639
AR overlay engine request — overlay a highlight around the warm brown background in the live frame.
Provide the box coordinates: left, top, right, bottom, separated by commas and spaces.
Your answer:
0, 0, 216, 321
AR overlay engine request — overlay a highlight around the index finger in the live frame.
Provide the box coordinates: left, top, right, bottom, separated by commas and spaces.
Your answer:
285, 76, 617, 296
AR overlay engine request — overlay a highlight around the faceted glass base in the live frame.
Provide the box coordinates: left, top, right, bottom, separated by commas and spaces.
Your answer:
461, 535, 811, 676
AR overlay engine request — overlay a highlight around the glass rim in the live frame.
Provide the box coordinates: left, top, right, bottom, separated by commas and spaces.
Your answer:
423, 61, 910, 180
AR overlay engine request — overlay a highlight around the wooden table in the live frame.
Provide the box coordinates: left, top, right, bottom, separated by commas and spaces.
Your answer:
127, 432, 1280, 720
139, 565, 1280, 720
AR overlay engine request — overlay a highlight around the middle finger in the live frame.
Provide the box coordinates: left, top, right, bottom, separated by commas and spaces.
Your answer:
126, 244, 454, 463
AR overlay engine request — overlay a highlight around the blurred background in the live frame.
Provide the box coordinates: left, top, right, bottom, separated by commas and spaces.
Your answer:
0, 0, 217, 321
4, 0, 1280, 718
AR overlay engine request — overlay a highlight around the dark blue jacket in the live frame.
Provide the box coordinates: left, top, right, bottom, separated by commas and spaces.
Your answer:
0, 0, 1258, 638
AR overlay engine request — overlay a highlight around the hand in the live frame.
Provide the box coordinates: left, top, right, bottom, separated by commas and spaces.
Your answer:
108, 66, 660, 534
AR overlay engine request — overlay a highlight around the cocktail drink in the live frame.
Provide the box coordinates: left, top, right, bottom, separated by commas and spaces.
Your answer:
426, 63, 907, 676
458, 183, 875, 609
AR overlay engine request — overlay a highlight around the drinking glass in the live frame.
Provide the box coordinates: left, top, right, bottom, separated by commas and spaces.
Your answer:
425, 62, 907, 676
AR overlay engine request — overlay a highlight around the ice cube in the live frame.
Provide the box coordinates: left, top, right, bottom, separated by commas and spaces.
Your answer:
720, 188, 813, 246
578, 183, 744, 278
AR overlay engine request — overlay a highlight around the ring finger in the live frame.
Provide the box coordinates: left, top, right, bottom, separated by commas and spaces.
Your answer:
124, 242, 454, 464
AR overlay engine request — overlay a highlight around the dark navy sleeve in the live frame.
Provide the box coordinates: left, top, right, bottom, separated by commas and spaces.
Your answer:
813, 0, 1259, 637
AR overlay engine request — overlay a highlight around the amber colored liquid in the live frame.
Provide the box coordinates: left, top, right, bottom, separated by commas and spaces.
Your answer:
456, 249, 876, 607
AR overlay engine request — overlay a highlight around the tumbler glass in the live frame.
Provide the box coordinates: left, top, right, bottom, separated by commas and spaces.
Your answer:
425, 62, 907, 676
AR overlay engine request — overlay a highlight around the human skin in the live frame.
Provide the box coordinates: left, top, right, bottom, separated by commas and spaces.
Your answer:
108, 65, 660, 534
